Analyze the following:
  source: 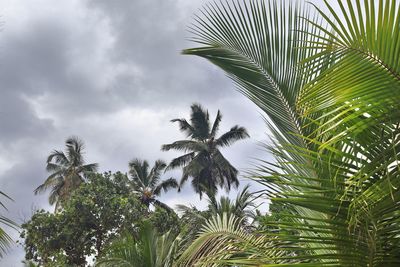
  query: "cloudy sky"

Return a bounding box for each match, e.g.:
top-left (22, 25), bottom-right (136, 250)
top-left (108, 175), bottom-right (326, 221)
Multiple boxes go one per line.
top-left (0, 0), bottom-right (271, 264)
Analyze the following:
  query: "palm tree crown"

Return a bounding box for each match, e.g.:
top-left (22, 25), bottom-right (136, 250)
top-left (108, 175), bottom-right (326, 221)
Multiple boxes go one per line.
top-left (162, 103), bottom-right (249, 197)
top-left (128, 158), bottom-right (178, 210)
top-left (96, 221), bottom-right (180, 267)
top-left (207, 184), bottom-right (255, 223)
top-left (34, 137), bottom-right (98, 210)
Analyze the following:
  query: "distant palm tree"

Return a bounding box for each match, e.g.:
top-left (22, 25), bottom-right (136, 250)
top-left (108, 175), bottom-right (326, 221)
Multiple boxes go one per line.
top-left (96, 221), bottom-right (180, 267)
top-left (128, 159), bottom-right (178, 210)
top-left (34, 137), bottom-right (98, 211)
top-left (207, 184), bottom-right (255, 224)
top-left (162, 104), bottom-right (249, 197)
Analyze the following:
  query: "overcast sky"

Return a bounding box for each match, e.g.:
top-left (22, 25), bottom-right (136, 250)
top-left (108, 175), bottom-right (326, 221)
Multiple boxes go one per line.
top-left (0, 0), bottom-right (272, 265)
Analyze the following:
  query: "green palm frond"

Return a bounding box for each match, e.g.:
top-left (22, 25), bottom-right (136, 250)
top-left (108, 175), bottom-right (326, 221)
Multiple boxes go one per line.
top-left (161, 140), bottom-right (208, 153)
top-left (96, 221), bottom-right (180, 267)
top-left (153, 178), bottom-right (178, 196)
top-left (148, 160), bottom-right (167, 188)
top-left (170, 118), bottom-right (196, 138)
top-left (177, 213), bottom-right (275, 267)
top-left (190, 103), bottom-right (211, 140)
top-left (0, 192), bottom-right (18, 258)
top-left (65, 136), bottom-right (85, 166)
top-left (184, 0), bottom-right (400, 266)
top-left (165, 152), bottom-right (195, 170)
top-left (183, 0), bottom-right (324, 147)
top-left (210, 110), bottom-right (222, 138)
top-left (215, 125), bottom-right (249, 147)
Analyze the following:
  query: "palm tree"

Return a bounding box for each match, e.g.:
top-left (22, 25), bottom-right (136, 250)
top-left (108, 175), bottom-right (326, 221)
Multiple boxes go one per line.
top-left (128, 158), bottom-right (178, 210)
top-left (34, 137), bottom-right (98, 211)
top-left (96, 221), bottom-right (180, 267)
top-left (162, 104), bottom-right (249, 197)
top-left (207, 184), bottom-right (255, 224)
top-left (184, 0), bottom-right (400, 266)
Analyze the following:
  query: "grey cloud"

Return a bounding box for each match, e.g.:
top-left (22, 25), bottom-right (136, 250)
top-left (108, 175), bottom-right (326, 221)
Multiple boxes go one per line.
top-left (0, 0), bottom-right (268, 264)
top-left (86, 0), bottom-right (235, 107)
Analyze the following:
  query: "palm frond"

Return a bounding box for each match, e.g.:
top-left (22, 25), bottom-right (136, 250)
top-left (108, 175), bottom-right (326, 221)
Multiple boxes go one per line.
top-left (165, 152), bottom-right (195, 171)
top-left (190, 103), bottom-right (211, 140)
top-left (170, 118), bottom-right (196, 138)
top-left (177, 213), bottom-right (275, 266)
top-left (148, 160), bottom-right (167, 188)
top-left (184, 0), bottom-right (400, 266)
top-left (153, 178), bottom-right (178, 196)
top-left (161, 140), bottom-right (208, 153)
top-left (210, 110), bottom-right (222, 138)
top-left (215, 125), bottom-right (249, 148)
top-left (183, 0), bottom-right (321, 148)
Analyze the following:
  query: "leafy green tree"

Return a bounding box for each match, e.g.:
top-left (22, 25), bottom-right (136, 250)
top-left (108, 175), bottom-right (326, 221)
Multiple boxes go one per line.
top-left (184, 0), bottom-right (400, 265)
top-left (162, 104), bottom-right (249, 197)
top-left (34, 137), bottom-right (98, 210)
top-left (22, 172), bottom-right (146, 266)
top-left (149, 206), bottom-right (180, 236)
top-left (128, 159), bottom-right (178, 210)
top-left (96, 221), bottom-right (180, 267)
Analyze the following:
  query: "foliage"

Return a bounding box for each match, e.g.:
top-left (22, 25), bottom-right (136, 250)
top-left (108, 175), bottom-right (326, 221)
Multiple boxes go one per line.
top-left (22, 172), bottom-right (146, 266)
top-left (149, 207), bottom-right (180, 236)
top-left (207, 184), bottom-right (255, 225)
top-left (162, 103), bottom-right (249, 197)
top-left (178, 213), bottom-right (275, 267)
top-left (176, 185), bottom-right (256, 255)
top-left (128, 158), bottom-right (178, 210)
top-left (184, 0), bottom-right (400, 266)
top-left (96, 220), bottom-right (180, 267)
top-left (0, 191), bottom-right (18, 258)
top-left (34, 136), bottom-right (98, 210)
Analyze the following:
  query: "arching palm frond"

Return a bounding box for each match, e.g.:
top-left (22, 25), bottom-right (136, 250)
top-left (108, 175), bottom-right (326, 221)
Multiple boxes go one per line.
top-left (0, 192), bottom-right (18, 258)
top-left (177, 213), bottom-right (276, 267)
top-left (65, 136), bottom-right (85, 166)
top-left (190, 103), bottom-right (211, 140)
top-left (161, 140), bottom-right (208, 153)
top-left (215, 126), bottom-right (249, 148)
top-left (153, 178), bottom-right (178, 196)
top-left (148, 160), bottom-right (167, 188)
top-left (210, 110), bottom-right (222, 138)
top-left (185, 0), bottom-right (400, 266)
top-left (170, 119), bottom-right (196, 138)
top-left (165, 152), bottom-right (195, 171)
top-left (96, 221), bottom-right (180, 267)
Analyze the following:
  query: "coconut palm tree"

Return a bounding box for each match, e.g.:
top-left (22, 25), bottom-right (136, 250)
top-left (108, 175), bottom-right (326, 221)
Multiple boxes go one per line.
top-left (184, 0), bottom-right (400, 266)
top-left (162, 104), bottom-right (249, 197)
top-left (34, 137), bottom-right (98, 211)
top-left (128, 158), bottom-right (178, 210)
top-left (96, 221), bottom-right (180, 267)
top-left (207, 184), bottom-right (255, 224)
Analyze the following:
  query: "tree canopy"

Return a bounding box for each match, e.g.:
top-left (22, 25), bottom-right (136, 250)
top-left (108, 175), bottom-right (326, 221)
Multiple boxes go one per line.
top-left (162, 103), bottom-right (249, 197)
